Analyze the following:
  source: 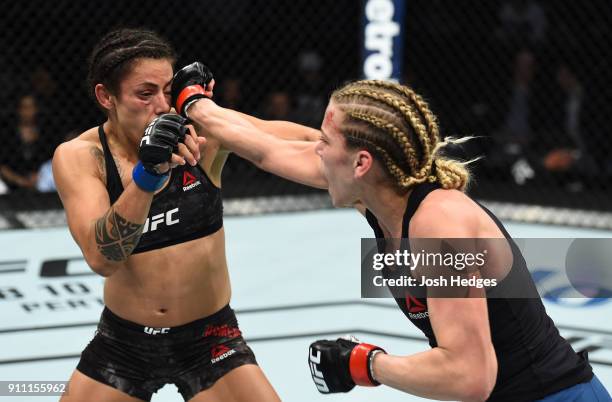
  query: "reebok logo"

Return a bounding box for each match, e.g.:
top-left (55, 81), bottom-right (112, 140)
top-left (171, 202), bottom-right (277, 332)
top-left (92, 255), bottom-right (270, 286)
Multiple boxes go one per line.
top-left (182, 171), bottom-right (201, 192)
top-left (406, 295), bottom-right (429, 319)
top-left (210, 345), bottom-right (236, 364)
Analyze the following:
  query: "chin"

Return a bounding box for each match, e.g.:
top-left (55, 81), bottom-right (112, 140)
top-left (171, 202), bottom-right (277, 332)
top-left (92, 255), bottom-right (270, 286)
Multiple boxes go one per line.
top-left (329, 194), bottom-right (350, 208)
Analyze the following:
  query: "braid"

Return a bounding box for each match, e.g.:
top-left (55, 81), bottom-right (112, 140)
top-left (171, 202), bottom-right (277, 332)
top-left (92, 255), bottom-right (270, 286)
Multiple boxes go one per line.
top-left (346, 110), bottom-right (419, 174)
top-left (331, 80), bottom-right (473, 192)
top-left (335, 87), bottom-right (433, 160)
top-left (87, 28), bottom-right (176, 102)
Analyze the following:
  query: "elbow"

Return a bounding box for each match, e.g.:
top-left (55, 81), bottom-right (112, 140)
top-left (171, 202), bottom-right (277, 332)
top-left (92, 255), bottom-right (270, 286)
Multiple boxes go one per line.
top-left (462, 381), bottom-right (495, 402)
top-left (84, 252), bottom-right (120, 278)
top-left (462, 361), bottom-right (497, 402)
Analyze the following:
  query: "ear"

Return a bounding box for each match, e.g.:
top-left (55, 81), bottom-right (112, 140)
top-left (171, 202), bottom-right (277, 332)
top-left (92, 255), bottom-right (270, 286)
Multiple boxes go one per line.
top-left (353, 150), bottom-right (373, 179)
top-left (94, 84), bottom-right (114, 111)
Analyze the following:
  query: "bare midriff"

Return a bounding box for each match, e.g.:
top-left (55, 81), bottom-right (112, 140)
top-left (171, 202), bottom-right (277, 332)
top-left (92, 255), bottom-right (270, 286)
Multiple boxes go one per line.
top-left (104, 227), bottom-right (231, 327)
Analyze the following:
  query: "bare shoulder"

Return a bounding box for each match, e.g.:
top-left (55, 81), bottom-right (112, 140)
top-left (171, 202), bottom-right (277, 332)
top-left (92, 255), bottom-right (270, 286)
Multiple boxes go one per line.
top-left (410, 189), bottom-right (479, 238)
top-left (53, 128), bottom-right (105, 181)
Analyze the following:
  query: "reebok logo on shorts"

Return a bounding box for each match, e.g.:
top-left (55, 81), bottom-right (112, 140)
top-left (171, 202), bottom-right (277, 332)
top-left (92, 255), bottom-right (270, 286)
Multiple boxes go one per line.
top-left (210, 345), bottom-right (236, 364)
top-left (183, 171), bottom-right (201, 192)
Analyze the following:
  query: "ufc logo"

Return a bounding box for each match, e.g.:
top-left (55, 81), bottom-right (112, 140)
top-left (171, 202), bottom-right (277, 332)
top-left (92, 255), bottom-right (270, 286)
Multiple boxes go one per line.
top-left (309, 347), bottom-right (330, 393)
top-left (144, 326), bottom-right (170, 335)
top-left (143, 208), bottom-right (179, 233)
top-left (140, 135), bottom-right (151, 147)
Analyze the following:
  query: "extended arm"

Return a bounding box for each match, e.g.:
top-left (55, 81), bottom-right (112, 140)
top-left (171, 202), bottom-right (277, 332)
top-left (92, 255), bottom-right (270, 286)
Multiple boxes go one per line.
top-left (189, 99), bottom-right (327, 189)
top-left (172, 61), bottom-right (327, 189)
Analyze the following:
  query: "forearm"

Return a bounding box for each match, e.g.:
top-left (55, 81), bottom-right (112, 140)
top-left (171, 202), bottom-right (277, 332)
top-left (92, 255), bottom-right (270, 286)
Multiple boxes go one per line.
top-left (189, 99), bottom-right (326, 187)
top-left (87, 182), bottom-right (153, 276)
top-left (189, 99), bottom-right (282, 166)
top-left (372, 348), bottom-right (494, 401)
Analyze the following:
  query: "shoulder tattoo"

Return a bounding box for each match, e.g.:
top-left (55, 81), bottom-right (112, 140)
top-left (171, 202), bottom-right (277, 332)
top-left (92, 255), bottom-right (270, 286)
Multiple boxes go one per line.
top-left (90, 147), bottom-right (106, 184)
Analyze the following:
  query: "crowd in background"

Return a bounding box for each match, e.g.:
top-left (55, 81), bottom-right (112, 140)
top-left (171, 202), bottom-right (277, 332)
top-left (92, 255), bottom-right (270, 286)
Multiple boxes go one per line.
top-left (0, 0), bottom-right (610, 207)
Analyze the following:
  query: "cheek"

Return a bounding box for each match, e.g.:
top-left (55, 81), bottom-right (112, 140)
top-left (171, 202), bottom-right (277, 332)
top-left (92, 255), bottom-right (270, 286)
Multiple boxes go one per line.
top-left (116, 98), bottom-right (154, 126)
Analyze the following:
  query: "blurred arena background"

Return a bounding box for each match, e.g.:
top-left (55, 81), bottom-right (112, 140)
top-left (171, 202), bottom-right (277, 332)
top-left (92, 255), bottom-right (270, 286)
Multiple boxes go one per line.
top-left (0, 1), bottom-right (611, 401)
top-left (0, 0), bottom-right (611, 227)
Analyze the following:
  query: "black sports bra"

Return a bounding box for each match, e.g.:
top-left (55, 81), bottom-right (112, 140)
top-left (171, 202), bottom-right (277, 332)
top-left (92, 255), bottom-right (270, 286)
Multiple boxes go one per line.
top-left (98, 125), bottom-right (223, 254)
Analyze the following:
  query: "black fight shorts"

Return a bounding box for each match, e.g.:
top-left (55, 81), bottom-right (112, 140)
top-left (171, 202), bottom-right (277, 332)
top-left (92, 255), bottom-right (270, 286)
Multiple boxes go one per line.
top-left (76, 305), bottom-right (257, 401)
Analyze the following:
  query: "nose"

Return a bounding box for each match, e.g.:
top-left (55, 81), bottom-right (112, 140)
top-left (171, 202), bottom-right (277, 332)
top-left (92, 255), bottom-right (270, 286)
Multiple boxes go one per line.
top-left (153, 91), bottom-right (172, 115)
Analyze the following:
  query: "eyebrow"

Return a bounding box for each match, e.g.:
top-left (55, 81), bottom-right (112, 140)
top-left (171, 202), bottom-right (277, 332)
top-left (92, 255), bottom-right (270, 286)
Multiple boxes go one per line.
top-left (320, 128), bottom-right (330, 141)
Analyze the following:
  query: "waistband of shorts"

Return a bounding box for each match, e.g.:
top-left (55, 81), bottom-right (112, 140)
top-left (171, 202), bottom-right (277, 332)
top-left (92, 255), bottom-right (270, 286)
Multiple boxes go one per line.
top-left (101, 304), bottom-right (234, 334)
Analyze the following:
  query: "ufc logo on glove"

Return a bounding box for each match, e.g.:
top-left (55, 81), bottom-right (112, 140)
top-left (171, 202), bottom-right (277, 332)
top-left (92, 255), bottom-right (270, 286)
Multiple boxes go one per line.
top-left (307, 336), bottom-right (385, 394)
top-left (309, 348), bottom-right (330, 393)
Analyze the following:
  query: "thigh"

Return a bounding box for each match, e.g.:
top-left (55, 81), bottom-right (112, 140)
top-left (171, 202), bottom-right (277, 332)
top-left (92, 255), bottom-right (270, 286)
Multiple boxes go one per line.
top-left (188, 364), bottom-right (280, 402)
top-left (60, 370), bottom-right (146, 402)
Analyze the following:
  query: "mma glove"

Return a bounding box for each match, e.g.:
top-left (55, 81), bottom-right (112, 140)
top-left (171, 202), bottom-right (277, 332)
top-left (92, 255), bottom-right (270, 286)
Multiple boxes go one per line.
top-left (171, 62), bottom-right (214, 117)
top-left (308, 336), bottom-right (386, 394)
top-left (133, 113), bottom-right (188, 192)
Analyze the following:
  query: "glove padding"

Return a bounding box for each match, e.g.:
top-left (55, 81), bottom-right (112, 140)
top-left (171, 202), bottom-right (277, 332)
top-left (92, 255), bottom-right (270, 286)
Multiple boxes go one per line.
top-left (308, 336), bottom-right (385, 394)
top-left (172, 61), bottom-right (214, 116)
top-left (139, 114), bottom-right (188, 174)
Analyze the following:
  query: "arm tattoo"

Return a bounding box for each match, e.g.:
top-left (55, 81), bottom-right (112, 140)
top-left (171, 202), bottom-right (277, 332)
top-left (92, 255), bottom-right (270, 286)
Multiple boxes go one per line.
top-left (94, 207), bottom-right (144, 261)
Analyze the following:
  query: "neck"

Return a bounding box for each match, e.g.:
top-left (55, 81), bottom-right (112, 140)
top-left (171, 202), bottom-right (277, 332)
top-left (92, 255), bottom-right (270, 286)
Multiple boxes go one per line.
top-left (103, 120), bottom-right (140, 160)
top-left (361, 185), bottom-right (411, 238)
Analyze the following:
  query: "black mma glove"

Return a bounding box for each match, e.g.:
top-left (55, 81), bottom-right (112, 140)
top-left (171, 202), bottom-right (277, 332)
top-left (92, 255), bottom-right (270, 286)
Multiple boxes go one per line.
top-left (171, 62), bottom-right (214, 117)
top-left (308, 336), bottom-right (386, 394)
top-left (139, 113), bottom-right (189, 174)
top-left (133, 114), bottom-right (188, 192)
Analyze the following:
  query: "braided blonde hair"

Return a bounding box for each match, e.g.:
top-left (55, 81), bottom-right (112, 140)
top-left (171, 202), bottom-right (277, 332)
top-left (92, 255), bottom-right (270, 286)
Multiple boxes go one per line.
top-left (331, 80), bottom-right (472, 192)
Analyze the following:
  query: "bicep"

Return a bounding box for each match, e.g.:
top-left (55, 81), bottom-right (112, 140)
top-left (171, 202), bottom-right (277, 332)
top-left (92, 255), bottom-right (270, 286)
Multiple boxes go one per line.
top-left (236, 111), bottom-right (321, 141)
top-left (53, 146), bottom-right (111, 252)
top-left (427, 297), bottom-right (497, 396)
top-left (260, 140), bottom-right (327, 189)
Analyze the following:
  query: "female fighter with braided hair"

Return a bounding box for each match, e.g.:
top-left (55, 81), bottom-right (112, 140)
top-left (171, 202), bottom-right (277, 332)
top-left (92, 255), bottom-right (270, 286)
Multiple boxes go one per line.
top-left (173, 66), bottom-right (609, 401)
top-left (52, 31), bottom-right (283, 401)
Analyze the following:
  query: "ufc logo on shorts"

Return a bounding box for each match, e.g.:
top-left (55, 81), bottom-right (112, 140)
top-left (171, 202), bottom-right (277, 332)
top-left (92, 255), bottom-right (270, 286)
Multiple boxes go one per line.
top-left (309, 347), bottom-right (330, 393)
top-left (143, 208), bottom-right (179, 233)
top-left (144, 327), bottom-right (170, 335)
